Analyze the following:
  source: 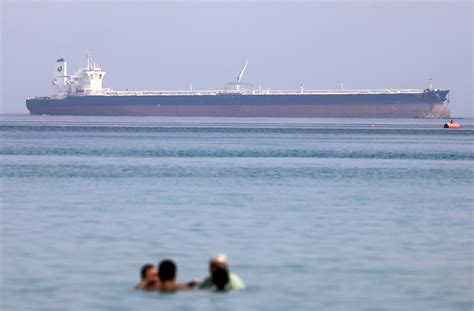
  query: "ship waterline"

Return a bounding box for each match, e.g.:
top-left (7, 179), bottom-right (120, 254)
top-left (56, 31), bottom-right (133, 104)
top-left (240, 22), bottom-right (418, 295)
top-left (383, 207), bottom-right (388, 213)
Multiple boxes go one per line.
top-left (25, 55), bottom-right (451, 118)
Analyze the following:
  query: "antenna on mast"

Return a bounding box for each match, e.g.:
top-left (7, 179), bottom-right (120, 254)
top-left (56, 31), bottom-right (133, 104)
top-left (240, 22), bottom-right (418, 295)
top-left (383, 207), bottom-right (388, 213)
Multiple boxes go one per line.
top-left (86, 51), bottom-right (91, 69)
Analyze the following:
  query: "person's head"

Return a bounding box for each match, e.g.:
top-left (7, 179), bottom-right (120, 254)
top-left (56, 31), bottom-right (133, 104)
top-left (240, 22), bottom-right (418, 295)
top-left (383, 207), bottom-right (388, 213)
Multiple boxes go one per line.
top-left (140, 264), bottom-right (159, 283)
top-left (212, 267), bottom-right (230, 291)
top-left (209, 254), bottom-right (229, 273)
top-left (158, 259), bottom-right (176, 282)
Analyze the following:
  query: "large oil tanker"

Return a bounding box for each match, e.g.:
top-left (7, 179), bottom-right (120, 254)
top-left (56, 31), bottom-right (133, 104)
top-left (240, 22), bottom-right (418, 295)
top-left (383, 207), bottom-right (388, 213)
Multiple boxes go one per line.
top-left (26, 55), bottom-right (450, 118)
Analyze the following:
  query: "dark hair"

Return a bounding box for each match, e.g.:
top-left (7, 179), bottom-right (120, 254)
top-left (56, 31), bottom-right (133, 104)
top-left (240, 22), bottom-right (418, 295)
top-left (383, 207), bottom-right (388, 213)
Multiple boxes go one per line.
top-left (158, 259), bottom-right (176, 281)
top-left (140, 264), bottom-right (154, 280)
top-left (212, 267), bottom-right (229, 291)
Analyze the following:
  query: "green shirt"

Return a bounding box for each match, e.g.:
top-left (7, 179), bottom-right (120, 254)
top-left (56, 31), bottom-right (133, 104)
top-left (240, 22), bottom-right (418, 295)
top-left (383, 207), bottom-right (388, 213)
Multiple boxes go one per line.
top-left (200, 272), bottom-right (245, 290)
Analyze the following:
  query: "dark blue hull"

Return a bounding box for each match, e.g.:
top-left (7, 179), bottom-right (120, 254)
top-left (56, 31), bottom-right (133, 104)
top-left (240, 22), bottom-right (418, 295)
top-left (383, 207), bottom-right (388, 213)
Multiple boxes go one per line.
top-left (26, 90), bottom-right (450, 118)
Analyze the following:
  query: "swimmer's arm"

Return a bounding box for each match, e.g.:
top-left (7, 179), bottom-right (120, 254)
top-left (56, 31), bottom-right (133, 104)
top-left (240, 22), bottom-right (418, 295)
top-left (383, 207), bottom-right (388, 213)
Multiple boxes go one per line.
top-left (176, 280), bottom-right (201, 291)
top-left (199, 277), bottom-right (213, 289)
top-left (188, 279), bottom-right (202, 287)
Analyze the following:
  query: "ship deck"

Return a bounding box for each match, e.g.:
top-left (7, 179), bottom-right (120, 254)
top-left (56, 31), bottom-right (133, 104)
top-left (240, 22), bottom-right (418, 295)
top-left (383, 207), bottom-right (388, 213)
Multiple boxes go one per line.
top-left (31, 88), bottom-right (431, 99)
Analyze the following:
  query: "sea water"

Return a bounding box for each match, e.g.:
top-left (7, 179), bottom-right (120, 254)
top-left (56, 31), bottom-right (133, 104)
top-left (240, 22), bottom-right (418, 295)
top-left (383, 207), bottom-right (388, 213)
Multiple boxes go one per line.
top-left (1, 116), bottom-right (473, 310)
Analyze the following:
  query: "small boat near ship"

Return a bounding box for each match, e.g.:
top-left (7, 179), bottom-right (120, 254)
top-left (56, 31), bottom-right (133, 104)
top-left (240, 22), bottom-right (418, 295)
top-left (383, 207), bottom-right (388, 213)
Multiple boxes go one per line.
top-left (444, 120), bottom-right (461, 128)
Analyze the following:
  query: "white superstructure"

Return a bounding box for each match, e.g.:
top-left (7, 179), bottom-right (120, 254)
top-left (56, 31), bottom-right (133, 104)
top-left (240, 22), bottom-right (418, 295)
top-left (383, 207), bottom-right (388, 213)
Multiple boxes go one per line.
top-left (51, 54), bottom-right (107, 99)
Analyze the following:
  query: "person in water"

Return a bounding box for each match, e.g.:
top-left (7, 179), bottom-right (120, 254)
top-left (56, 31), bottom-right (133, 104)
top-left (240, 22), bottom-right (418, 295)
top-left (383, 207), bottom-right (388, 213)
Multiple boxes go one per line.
top-left (200, 254), bottom-right (245, 291)
top-left (158, 259), bottom-right (199, 292)
top-left (135, 264), bottom-right (160, 290)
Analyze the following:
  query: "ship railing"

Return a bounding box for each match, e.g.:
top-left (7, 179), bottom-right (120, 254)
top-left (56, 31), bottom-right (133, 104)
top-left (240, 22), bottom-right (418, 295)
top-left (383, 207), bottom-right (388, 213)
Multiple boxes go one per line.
top-left (255, 89), bottom-right (424, 95)
top-left (94, 88), bottom-right (425, 97)
top-left (102, 90), bottom-right (220, 96)
top-left (27, 96), bottom-right (51, 100)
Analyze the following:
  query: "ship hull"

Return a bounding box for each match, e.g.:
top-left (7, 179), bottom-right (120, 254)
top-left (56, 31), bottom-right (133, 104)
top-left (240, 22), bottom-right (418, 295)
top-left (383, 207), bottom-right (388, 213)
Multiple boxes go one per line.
top-left (26, 91), bottom-right (450, 118)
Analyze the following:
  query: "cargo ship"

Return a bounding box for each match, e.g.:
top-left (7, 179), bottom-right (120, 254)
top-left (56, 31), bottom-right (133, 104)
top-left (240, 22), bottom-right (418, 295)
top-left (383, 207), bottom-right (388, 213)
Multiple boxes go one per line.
top-left (26, 55), bottom-right (451, 118)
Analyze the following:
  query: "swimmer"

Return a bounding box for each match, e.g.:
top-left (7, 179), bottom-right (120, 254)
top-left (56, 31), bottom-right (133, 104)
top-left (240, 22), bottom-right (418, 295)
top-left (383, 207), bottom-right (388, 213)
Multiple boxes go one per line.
top-left (200, 254), bottom-right (245, 291)
top-left (158, 259), bottom-right (199, 293)
top-left (135, 263), bottom-right (160, 290)
top-left (212, 266), bottom-right (230, 291)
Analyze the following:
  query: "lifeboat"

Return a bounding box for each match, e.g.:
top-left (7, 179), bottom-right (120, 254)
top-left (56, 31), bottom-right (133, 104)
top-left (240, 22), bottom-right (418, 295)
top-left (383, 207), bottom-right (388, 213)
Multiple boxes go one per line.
top-left (444, 121), bottom-right (461, 128)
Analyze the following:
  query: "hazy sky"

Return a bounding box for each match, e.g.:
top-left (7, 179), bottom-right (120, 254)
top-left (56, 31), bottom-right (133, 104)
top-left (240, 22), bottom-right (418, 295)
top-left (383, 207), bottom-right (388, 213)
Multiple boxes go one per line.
top-left (1, 0), bottom-right (472, 117)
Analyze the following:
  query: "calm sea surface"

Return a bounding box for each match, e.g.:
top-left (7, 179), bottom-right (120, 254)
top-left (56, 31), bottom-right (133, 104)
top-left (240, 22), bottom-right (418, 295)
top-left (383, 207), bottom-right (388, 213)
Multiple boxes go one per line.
top-left (1, 116), bottom-right (473, 310)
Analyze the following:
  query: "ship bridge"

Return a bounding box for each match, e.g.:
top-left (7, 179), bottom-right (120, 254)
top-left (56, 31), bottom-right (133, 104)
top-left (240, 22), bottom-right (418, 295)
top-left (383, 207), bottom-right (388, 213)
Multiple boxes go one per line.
top-left (51, 53), bottom-right (107, 99)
